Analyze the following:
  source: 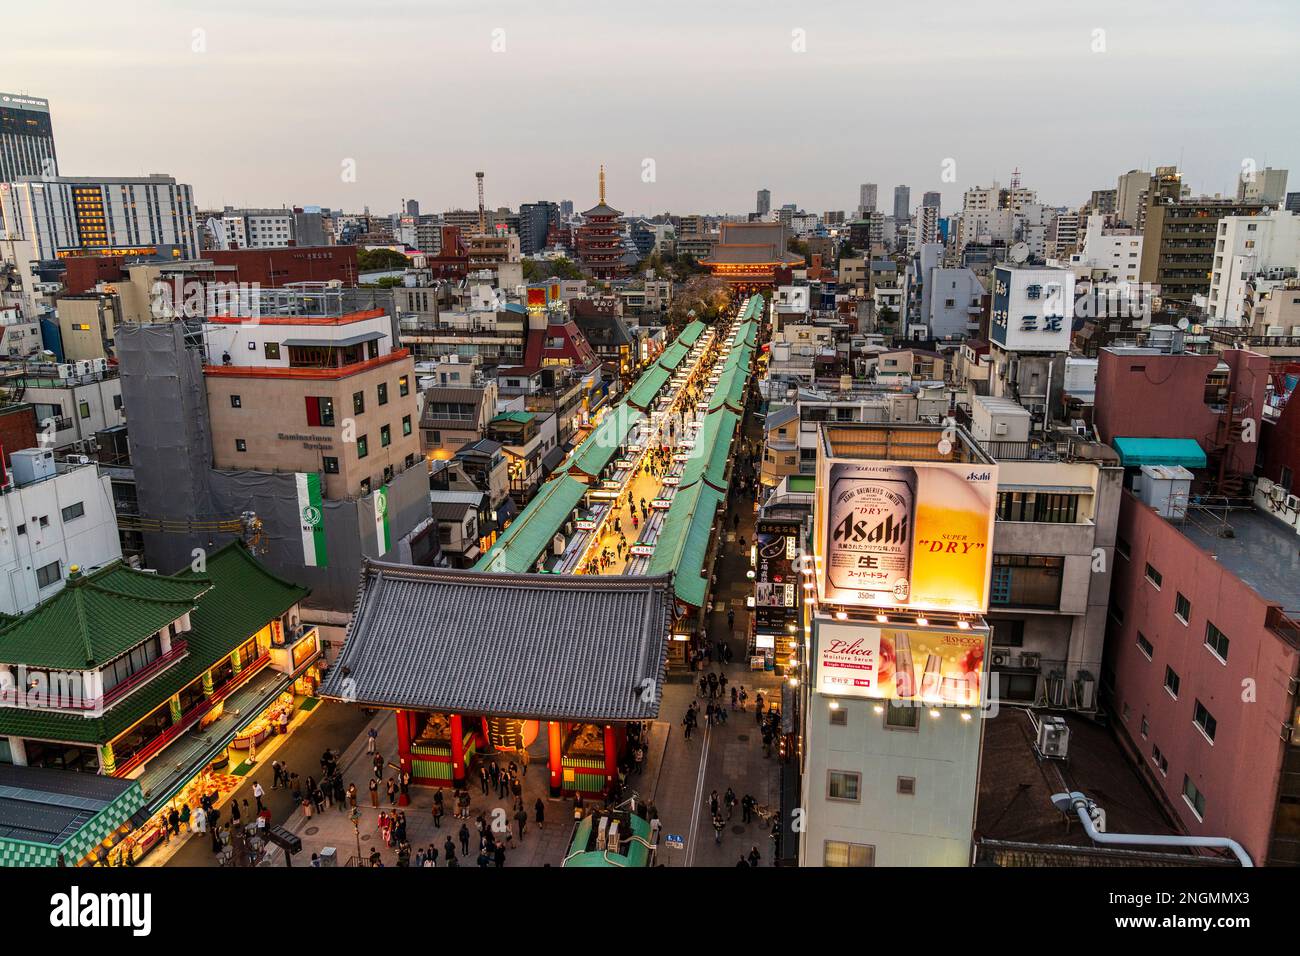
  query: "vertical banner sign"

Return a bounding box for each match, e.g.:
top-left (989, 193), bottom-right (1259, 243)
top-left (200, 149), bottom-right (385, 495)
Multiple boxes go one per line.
top-left (296, 472), bottom-right (328, 568)
top-left (374, 483), bottom-right (392, 557)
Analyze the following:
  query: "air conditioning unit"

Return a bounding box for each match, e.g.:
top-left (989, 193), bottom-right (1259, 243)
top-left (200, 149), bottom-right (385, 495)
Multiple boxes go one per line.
top-left (1021, 652), bottom-right (1041, 669)
top-left (991, 649), bottom-right (1011, 668)
top-left (56, 363), bottom-right (74, 380)
top-left (92, 358), bottom-right (108, 372)
top-left (1037, 715), bottom-right (1070, 759)
top-left (1271, 485), bottom-right (1286, 503)
top-left (1287, 495), bottom-right (1300, 512)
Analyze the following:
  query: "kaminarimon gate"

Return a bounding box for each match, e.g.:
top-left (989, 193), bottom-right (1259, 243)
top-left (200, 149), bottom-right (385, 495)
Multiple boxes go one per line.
top-left (320, 562), bottom-right (674, 799)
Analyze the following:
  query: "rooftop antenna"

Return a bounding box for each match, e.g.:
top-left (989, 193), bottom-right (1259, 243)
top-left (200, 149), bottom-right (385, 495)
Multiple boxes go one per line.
top-left (599, 164), bottom-right (606, 204)
top-left (1009, 166), bottom-right (1021, 191)
top-left (475, 171), bottom-right (486, 235)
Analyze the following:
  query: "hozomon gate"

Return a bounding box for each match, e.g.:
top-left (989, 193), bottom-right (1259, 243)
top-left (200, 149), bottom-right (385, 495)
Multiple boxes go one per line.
top-left (321, 562), bottom-right (674, 797)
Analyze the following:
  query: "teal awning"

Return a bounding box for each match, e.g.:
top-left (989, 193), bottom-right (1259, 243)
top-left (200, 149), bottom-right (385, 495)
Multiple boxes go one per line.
top-left (1113, 437), bottom-right (1207, 468)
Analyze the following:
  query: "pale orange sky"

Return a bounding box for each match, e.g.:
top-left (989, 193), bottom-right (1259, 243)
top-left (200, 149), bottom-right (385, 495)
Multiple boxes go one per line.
top-left (6, 0), bottom-right (1298, 215)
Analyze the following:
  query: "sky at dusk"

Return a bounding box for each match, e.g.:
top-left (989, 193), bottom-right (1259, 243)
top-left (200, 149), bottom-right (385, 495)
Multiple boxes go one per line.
top-left (7, 0), bottom-right (1299, 216)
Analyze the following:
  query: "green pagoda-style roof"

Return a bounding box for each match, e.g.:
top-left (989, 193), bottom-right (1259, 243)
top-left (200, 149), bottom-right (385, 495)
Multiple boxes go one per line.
top-left (0, 565), bottom-right (213, 670)
top-left (0, 542), bottom-right (308, 746)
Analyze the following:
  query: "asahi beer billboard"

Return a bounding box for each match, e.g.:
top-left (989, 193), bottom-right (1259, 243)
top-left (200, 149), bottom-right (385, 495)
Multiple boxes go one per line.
top-left (815, 454), bottom-right (997, 614)
top-left (814, 619), bottom-right (989, 707)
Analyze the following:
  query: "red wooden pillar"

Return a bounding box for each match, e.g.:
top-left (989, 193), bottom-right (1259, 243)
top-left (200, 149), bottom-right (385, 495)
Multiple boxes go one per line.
top-left (450, 713), bottom-right (466, 785)
top-left (603, 724), bottom-right (617, 792)
top-left (395, 709), bottom-right (412, 805)
top-left (547, 720), bottom-right (563, 797)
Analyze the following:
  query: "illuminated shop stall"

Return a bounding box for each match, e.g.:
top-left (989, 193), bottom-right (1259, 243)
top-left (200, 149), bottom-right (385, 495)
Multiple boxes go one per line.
top-left (321, 563), bottom-right (673, 798)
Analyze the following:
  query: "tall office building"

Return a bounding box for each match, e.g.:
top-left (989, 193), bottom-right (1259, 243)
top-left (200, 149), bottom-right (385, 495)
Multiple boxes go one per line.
top-left (518, 200), bottom-right (559, 255)
top-left (757, 188), bottom-right (771, 217)
top-left (1287, 192), bottom-right (1300, 214)
top-left (0, 92), bottom-right (58, 183)
top-left (1114, 168), bottom-right (1151, 226)
top-left (858, 183), bottom-right (877, 217)
top-left (0, 175), bottom-right (200, 260)
top-left (922, 191), bottom-right (941, 210)
top-left (894, 185), bottom-right (912, 222)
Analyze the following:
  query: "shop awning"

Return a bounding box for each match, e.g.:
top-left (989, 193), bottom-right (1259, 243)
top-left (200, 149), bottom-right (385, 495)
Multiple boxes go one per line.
top-left (647, 481), bottom-right (724, 608)
top-left (679, 409), bottom-right (737, 491)
top-left (626, 365), bottom-right (670, 410)
top-left (1112, 437), bottom-right (1207, 468)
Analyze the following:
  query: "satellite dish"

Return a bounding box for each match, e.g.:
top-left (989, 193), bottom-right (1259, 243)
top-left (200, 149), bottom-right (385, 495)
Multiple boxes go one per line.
top-left (1009, 242), bottom-right (1030, 264)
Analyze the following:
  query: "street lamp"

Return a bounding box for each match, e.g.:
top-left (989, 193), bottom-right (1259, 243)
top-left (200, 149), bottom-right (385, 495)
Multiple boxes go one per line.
top-left (349, 806), bottom-right (362, 864)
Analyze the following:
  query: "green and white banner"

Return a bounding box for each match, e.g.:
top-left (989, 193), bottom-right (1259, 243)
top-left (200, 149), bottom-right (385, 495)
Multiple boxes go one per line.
top-left (296, 472), bottom-right (328, 567)
top-left (374, 483), bottom-right (392, 557)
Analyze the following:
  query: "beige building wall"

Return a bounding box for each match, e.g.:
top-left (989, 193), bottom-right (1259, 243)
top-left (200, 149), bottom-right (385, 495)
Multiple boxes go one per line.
top-left (206, 355), bottom-right (421, 499)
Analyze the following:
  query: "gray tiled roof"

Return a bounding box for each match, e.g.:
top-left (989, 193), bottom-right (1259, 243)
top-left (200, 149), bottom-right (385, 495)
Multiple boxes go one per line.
top-left (321, 563), bottom-right (675, 721)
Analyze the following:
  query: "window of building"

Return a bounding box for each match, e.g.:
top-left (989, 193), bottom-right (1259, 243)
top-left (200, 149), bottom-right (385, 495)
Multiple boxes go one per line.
top-left (827, 771), bottom-right (861, 802)
top-left (60, 501), bottom-right (85, 522)
top-left (235, 439), bottom-right (247, 452)
top-left (990, 555), bottom-right (1064, 608)
top-left (1152, 744), bottom-right (1168, 776)
top-left (1182, 775), bottom-right (1206, 820)
top-left (377, 383), bottom-right (389, 406)
top-left (1115, 535), bottom-right (1131, 560)
top-left (353, 391), bottom-right (365, 415)
top-left (264, 341), bottom-right (281, 360)
top-left (829, 707), bottom-right (847, 726)
top-left (897, 776), bottom-right (916, 795)
top-left (1205, 622), bottom-right (1229, 661)
top-left (78, 400), bottom-right (91, 419)
top-left (996, 491), bottom-right (1079, 523)
top-left (322, 457), bottom-right (339, 474)
top-left (357, 435), bottom-right (369, 459)
top-left (36, 560), bottom-right (61, 589)
top-left (16, 524), bottom-right (25, 536)
top-left (101, 634), bottom-right (163, 694)
top-left (1164, 665), bottom-right (1180, 699)
top-left (989, 619), bottom-right (1024, 647)
top-left (1136, 632), bottom-right (1153, 659)
top-left (380, 425), bottom-right (391, 448)
top-left (1193, 700), bottom-right (1217, 742)
top-left (824, 841), bottom-right (875, 867)
top-left (230, 394), bottom-right (242, 409)
top-left (113, 394), bottom-right (123, 411)
top-left (1140, 715), bottom-right (1149, 738)
top-left (1144, 563), bottom-right (1162, 589)
top-left (402, 414), bottom-right (412, 437)
top-left (39, 516), bottom-right (48, 528)
top-left (884, 700), bottom-right (919, 730)
top-left (398, 375), bottom-right (410, 397)
top-left (1175, 592), bottom-right (1191, 624)
top-left (306, 396), bottom-right (336, 427)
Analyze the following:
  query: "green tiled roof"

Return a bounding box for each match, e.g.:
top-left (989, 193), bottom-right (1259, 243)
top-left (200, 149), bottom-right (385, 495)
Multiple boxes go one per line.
top-left (657, 341), bottom-right (689, 371)
top-left (626, 364), bottom-right (670, 410)
top-left (0, 543), bottom-right (308, 746)
top-left (491, 411), bottom-right (536, 425)
top-left (677, 320), bottom-right (707, 347)
top-left (567, 404), bottom-right (643, 478)
top-left (0, 566), bottom-right (212, 670)
top-left (477, 475), bottom-right (588, 573)
top-left (679, 409), bottom-right (737, 492)
top-left (647, 481), bottom-right (723, 607)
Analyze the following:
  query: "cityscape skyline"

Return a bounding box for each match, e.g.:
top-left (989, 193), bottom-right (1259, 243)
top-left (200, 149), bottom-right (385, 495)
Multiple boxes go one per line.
top-left (7, 0), bottom-right (1299, 214)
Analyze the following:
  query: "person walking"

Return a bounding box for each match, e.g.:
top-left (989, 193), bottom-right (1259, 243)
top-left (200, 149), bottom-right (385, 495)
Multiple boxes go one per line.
top-left (748, 845), bottom-right (761, 867)
top-left (458, 822), bottom-right (471, 857)
top-left (372, 752), bottom-right (384, 779)
top-left (368, 777), bottom-right (379, 808)
top-left (514, 806), bottom-right (527, 842)
top-left (253, 780), bottom-right (265, 814)
top-left (713, 812), bottom-right (725, 845)
top-left (432, 788), bottom-right (444, 828)
top-left (366, 726), bottom-right (378, 754)
top-left (534, 798), bottom-right (545, 830)
top-left (479, 765), bottom-right (489, 795)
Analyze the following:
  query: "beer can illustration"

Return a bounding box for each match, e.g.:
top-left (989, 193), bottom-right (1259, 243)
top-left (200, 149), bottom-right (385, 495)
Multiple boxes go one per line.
top-left (825, 462), bottom-right (916, 604)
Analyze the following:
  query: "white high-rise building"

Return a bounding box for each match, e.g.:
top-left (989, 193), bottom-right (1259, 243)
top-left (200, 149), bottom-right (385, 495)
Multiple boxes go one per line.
top-left (0, 93), bottom-right (58, 183)
top-left (1237, 166), bottom-right (1288, 206)
top-left (1068, 213), bottom-right (1143, 282)
top-left (1207, 207), bottom-right (1300, 323)
top-left (1114, 169), bottom-right (1151, 227)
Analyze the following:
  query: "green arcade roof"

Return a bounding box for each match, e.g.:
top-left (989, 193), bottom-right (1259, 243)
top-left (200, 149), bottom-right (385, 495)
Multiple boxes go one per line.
top-left (677, 320), bottom-right (707, 347)
top-left (1112, 437), bottom-right (1207, 468)
top-left (477, 475), bottom-right (588, 573)
top-left (627, 364), bottom-right (671, 409)
top-left (0, 542), bottom-right (307, 746)
top-left (648, 481), bottom-right (724, 607)
top-left (679, 409), bottom-right (738, 492)
top-left (657, 340), bottom-right (689, 372)
top-left (567, 404), bottom-right (643, 477)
